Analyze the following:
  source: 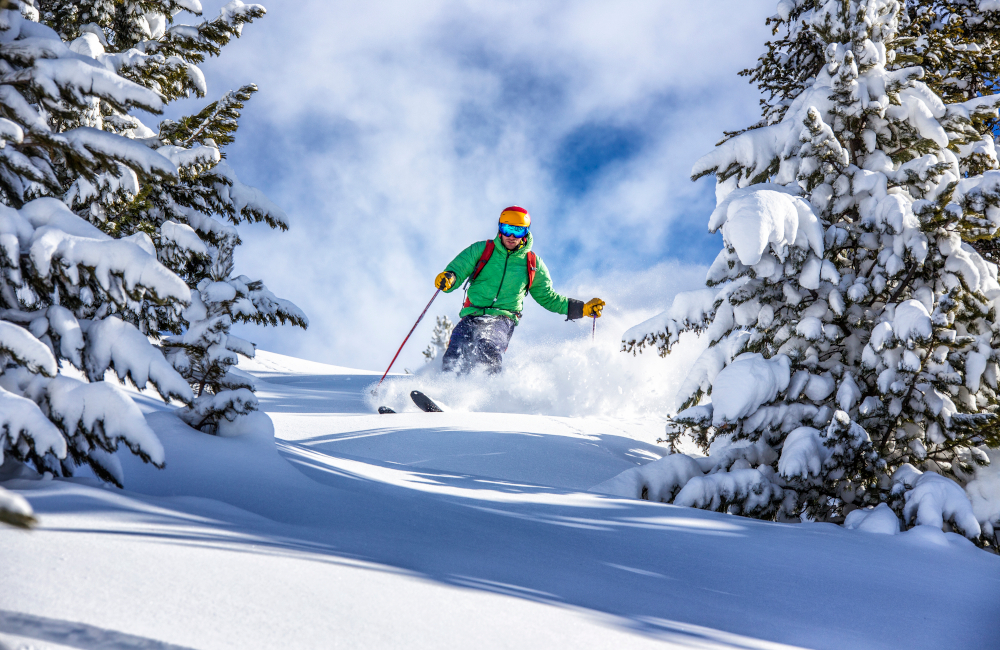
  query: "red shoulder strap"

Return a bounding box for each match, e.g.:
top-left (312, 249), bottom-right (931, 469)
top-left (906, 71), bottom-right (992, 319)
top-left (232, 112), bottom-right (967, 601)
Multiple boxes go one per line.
top-left (526, 252), bottom-right (537, 291)
top-left (463, 240), bottom-right (496, 309)
top-left (470, 240), bottom-right (495, 282)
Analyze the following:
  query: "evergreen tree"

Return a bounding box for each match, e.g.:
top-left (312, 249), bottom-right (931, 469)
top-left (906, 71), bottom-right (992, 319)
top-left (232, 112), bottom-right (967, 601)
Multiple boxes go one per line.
top-left (127, 82), bottom-right (307, 434)
top-left (0, 0), bottom-right (194, 485)
top-left (621, 0), bottom-right (1000, 547)
top-left (41, 1), bottom-right (307, 434)
top-left (423, 315), bottom-right (454, 363)
top-left (742, 2), bottom-right (1000, 155)
top-left (0, 0), bottom-right (304, 485)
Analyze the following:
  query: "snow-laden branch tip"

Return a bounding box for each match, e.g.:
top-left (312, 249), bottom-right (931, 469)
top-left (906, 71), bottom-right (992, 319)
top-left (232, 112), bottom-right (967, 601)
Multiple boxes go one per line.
top-left (0, 485), bottom-right (36, 528)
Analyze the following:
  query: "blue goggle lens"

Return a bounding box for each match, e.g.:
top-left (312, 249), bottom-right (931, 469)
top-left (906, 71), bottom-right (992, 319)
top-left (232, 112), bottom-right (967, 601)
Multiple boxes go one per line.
top-left (499, 223), bottom-right (528, 238)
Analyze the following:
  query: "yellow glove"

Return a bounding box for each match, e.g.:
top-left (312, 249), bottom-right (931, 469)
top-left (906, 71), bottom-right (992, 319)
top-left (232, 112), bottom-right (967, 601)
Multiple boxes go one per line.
top-left (583, 298), bottom-right (605, 318)
top-left (435, 271), bottom-right (456, 291)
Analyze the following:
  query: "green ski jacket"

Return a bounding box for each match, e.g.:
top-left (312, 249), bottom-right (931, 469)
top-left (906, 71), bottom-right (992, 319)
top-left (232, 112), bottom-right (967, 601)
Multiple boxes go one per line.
top-left (443, 234), bottom-right (582, 323)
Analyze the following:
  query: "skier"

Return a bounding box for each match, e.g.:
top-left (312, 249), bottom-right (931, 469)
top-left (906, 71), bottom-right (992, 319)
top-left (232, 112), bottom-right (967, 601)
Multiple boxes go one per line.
top-left (434, 206), bottom-right (605, 374)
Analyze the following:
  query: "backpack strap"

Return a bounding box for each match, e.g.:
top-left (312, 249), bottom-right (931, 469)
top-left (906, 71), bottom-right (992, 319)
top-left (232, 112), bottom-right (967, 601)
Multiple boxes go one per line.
top-left (470, 239), bottom-right (495, 282)
top-left (526, 251), bottom-right (537, 292)
top-left (463, 240), bottom-right (496, 308)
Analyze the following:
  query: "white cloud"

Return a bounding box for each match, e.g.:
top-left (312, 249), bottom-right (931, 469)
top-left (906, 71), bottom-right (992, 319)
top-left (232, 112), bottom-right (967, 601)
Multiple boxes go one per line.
top-left (166, 0), bottom-right (774, 370)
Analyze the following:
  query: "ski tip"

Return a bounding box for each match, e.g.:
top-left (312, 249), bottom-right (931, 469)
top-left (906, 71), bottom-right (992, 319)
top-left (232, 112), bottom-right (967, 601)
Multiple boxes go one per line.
top-left (410, 390), bottom-right (443, 413)
top-left (378, 406), bottom-right (396, 414)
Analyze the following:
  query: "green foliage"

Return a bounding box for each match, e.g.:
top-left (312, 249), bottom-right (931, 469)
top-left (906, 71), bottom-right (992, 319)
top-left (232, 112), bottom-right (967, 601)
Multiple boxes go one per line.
top-left (743, 1), bottom-right (1000, 131)
top-left (28, 0), bottom-right (307, 433)
top-left (161, 84), bottom-right (258, 149)
top-left (39, 0), bottom-right (265, 100)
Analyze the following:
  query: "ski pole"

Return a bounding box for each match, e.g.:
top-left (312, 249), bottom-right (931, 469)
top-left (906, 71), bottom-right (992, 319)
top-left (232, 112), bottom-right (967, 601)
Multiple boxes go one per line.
top-left (377, 288), bottom-right (441, 388)
top-left (592, 314), bottom-right (596, 341)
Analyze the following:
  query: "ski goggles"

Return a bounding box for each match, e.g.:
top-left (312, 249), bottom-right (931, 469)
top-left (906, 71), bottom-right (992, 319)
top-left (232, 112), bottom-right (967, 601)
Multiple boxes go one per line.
top-left (498, 223), bottom-right (529, 238)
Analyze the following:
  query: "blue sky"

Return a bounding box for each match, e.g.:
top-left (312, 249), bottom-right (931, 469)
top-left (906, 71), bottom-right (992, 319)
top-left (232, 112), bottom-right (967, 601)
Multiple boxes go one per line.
top-left (156, 0), bottom-right (774, 370)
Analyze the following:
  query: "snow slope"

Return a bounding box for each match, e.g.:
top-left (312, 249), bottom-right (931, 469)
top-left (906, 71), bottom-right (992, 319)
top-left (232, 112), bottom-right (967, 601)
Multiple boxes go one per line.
top-left (3, 350), bottom-right (1000, 649)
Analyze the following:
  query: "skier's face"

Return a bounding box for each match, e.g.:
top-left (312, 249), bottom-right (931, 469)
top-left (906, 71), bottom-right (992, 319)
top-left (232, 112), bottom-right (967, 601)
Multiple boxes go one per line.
top-left (500, 233), bottom-right (524, 250)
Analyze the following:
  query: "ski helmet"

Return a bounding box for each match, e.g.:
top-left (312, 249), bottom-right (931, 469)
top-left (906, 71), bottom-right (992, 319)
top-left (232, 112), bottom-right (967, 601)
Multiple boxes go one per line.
top-left (499, 206), bottom-right (530, 228)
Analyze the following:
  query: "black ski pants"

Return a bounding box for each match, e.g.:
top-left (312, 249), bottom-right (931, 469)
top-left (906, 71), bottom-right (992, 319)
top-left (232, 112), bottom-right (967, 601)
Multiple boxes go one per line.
top-left (441, 315), bottom-right (516, 375)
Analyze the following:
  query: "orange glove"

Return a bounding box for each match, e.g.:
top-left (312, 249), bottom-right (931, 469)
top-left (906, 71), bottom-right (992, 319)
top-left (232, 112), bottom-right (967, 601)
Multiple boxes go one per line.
top-left (583, 298), bottom-right (605, 318)
top-left (435, 271), bottom-right (456, 291)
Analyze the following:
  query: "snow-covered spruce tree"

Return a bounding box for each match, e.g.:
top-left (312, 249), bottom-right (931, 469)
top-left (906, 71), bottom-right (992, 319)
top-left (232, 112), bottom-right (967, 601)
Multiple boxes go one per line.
top-left (0, 0), bottom-right (195, 485)
top-left (743, 1), bottom-right (1000, 130)
top-left (618, 0), bottom-right (1000, 546)
top-left (36, 2), bottom-right (308, 434)
top-left (162, 234), bottom-right (307, 434)
top-left (896, 1), bottom-right (1000, 261)
top-left (895, 1), bottom-right (1000, 115)
top-left (423, 315), bottom-right (454, 363)
top-left (115, 80), bottom-right (307, 435)
top-left (151, 88), bottom-right (307, 435)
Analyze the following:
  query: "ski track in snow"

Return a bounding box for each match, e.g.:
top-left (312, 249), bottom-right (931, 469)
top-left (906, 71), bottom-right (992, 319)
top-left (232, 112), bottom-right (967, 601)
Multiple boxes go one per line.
top-left (2, 350), bottom-right (1000, 650)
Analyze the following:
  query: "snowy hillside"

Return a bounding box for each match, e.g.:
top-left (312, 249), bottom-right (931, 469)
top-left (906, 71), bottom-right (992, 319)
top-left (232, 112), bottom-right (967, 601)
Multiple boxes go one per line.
top-left (3, 350), bottom-right (998, 650)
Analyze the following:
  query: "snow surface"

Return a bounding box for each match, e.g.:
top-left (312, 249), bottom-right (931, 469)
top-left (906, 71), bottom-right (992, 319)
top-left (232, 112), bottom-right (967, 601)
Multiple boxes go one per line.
top-left (2, 349), bottom-right (999, 649)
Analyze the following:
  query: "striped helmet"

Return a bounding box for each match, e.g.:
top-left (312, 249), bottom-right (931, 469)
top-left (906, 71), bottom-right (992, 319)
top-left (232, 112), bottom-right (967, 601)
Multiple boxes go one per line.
top-left (499, 205), bottom-right (530, 228)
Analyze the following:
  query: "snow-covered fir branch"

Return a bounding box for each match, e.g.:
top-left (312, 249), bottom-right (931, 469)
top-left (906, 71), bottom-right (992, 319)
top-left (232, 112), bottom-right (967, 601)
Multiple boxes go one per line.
top-left (0, 0), bottom-right (304, 486)
top-left (618, 0), bottom-right (1000, 550)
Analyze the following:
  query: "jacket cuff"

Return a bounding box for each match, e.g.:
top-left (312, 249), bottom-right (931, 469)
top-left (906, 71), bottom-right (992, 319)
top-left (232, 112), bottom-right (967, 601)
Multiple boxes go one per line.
top-left (566, 299), bottom-right (584, 321)
top-left (442, 271), bottom-right (457, 292)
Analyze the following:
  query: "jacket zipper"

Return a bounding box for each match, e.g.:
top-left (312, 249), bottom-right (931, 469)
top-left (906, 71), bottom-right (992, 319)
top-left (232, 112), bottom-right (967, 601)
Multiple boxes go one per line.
top-left (490, 249), bottom-right (512, 307)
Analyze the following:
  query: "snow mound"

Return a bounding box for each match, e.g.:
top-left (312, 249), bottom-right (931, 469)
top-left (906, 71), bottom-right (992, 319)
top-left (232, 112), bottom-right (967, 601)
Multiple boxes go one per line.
top-left (0, 386), bottom-right (67, 463)
top-left (674, 468), bottom-right (784, 515)
top-left (0, 484), bottom-right (35, 527)
top-left (844, 504), bottom-right (900, 535)
top-left (778, 426), bottom-right (828, 479)
top-left (0, 320), bottom-right (57, 376)
top-left (589, 454), bottom-right (705, 502)
top-left (85, 316), bottom-right (193, 403)
top-left (893, 464), bottom-right (981, 539)
top-left (892, 300), bottom-right (932, 343)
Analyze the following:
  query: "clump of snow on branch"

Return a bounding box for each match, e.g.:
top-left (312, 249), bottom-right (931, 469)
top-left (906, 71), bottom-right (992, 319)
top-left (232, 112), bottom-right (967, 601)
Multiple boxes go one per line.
top-left (0, 484), bottom-right (36, 528)
top-left (844, 503), bottom-right (900, 534)
top-left (591, 454), bottom-right (706, 502)
top-left (617, 0), bottom-right (1000, 547)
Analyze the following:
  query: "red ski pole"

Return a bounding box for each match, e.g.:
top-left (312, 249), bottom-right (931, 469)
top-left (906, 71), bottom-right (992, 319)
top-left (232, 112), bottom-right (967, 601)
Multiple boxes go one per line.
top-left (377, 288), bottom-right (441, 388)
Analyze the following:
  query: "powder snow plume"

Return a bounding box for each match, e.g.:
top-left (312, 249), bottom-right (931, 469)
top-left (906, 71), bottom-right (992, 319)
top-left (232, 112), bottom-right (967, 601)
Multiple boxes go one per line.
top-left (367, 314), bottom-right (706, 420)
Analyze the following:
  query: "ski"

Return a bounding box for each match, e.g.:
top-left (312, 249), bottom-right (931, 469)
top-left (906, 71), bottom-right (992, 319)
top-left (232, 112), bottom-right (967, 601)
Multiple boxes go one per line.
top-left (410, 390), bottom-right (443, 413)
top-left (377, 406), bottom-right (396, 414)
